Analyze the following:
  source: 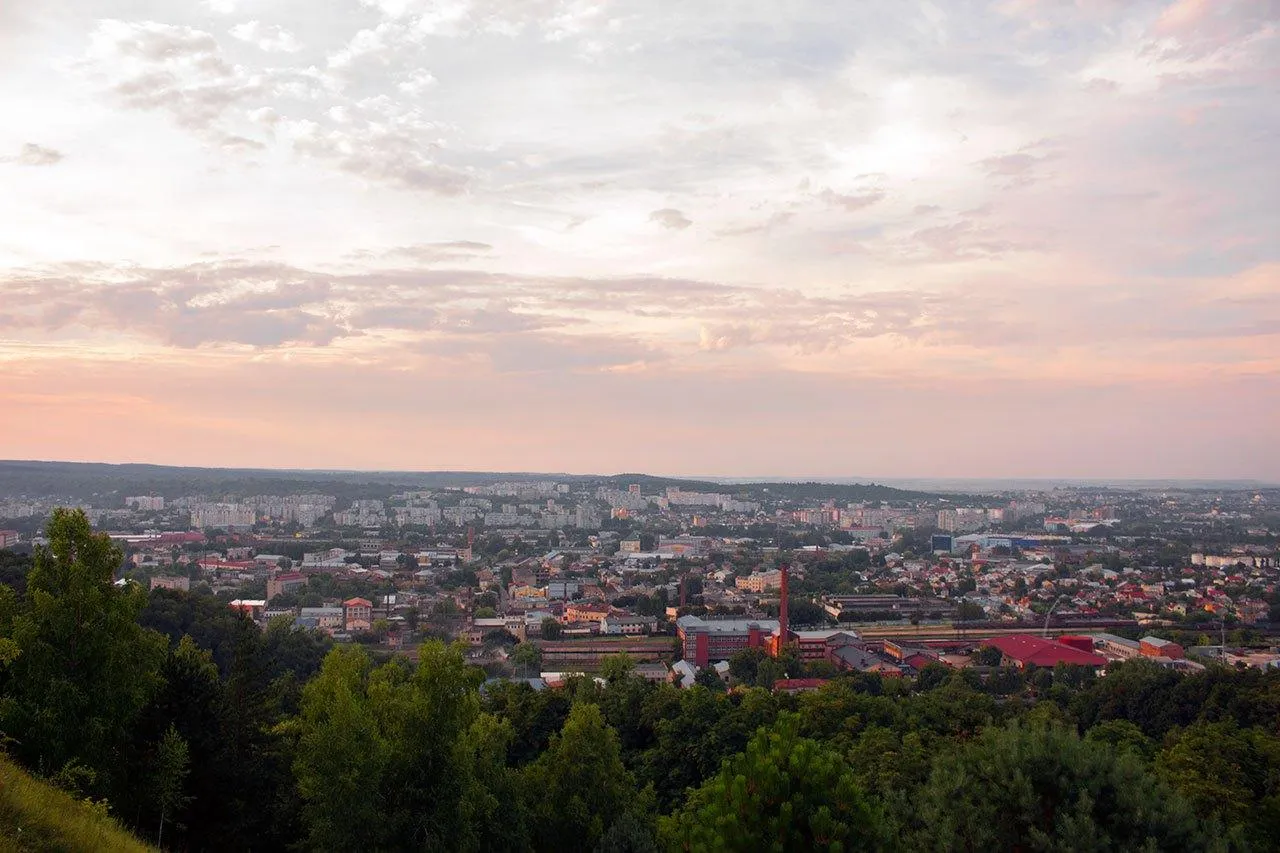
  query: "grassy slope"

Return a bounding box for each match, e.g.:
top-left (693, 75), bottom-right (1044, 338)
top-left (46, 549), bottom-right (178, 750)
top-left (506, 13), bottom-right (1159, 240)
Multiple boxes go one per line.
top-left (0, 757), bottom-right (154, 853)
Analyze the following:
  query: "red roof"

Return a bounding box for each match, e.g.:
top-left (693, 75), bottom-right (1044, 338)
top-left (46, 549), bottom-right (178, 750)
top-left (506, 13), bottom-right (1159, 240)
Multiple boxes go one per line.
top-left (343, 597), bottom-right (372, 607)
top-left (771, 678), bottom-right (829, 692)
top-left (983, 634), bottom-right (1106, 667)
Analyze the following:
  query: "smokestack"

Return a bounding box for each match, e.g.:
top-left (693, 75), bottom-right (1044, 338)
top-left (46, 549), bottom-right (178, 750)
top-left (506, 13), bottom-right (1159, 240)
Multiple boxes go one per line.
top-left (778, 562), bottom-right (789, 642)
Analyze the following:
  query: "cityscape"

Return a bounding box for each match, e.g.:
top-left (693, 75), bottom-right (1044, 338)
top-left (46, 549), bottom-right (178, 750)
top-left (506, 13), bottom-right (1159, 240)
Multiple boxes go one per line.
top-left (3, 0), bottom-right (1279, 849)
top-left (3, 463), bottom-right (1279, 674)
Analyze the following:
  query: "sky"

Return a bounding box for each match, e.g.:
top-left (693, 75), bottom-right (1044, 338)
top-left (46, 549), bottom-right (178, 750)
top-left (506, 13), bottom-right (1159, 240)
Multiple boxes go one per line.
top-left (1, 0), bottom-right (1278, 480)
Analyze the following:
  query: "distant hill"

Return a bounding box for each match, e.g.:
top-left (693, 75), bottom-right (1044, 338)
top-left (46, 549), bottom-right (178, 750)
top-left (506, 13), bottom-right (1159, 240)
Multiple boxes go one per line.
top-left (0, 461), bottom-right (959, 503)
top-left (0, 756), bottom-right (154, 852)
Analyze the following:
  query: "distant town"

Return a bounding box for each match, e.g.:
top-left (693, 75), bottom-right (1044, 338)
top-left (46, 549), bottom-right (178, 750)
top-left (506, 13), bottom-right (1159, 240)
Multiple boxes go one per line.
top-left (3, 461), bottom-right (1277, 681)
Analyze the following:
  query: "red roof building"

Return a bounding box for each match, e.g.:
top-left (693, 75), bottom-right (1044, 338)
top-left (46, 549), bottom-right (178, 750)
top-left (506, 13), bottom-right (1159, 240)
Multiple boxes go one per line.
top-left (982, 634), bottom-right (1106, 669)
top-left (771, 678), bottom-right (829, 694)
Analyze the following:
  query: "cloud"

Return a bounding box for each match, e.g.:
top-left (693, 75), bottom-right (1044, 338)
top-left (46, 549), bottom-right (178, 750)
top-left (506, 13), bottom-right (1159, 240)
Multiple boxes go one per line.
top-left (87, 20), bottom-right (265, 132)
top-left (717, 212), bottom-right (793, 237)
top-left (649, 208), bottom-right (692, 230)
top-left (12, 143), bottom-right (64, 166)
top-left (228, 21), bottom-right (302, 53)
top-left (285, 118), bottom-right (470, 195)
top-left (397, 69), bottom-right (437, 95)
top-left (817, 188), bottom-right (886, 212)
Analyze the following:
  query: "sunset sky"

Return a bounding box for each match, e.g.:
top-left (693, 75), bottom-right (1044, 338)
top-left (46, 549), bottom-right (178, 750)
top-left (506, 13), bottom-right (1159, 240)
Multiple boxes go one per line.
top-left (2, 0), bottom-right (1277, 479)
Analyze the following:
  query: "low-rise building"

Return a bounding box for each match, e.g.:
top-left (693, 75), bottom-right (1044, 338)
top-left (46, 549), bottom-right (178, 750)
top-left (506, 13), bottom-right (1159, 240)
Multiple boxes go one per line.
top-left (599, 615), bottom-right (657, 636)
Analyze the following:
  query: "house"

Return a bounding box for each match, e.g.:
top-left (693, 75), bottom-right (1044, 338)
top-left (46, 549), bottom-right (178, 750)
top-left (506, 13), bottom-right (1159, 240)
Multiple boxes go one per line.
top-left (830, 645), bottom-right (903, 675)
top-left (671, 659), bottom-right (698, 688)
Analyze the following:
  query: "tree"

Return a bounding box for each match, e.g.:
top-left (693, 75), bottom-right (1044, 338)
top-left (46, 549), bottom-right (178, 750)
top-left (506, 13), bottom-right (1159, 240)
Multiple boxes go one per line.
top-left (1156, 720), bottom-right (1280, 848)
top-left (659, 712), bottom-right (885, 851)
top-left (0, 508), bottom-right (166, 801)
top-left (972, 645), bottom-right (1004, 666)
top-left (525, 703), bottom-right (640, 852)
top-left (728, 647), bottom-right (767, 686)
top-left (512, 642), bottom-right (543, 677)
top-left (153, 724), bottom-right (191, 848)
top-left (600, 652), bottom-right (636, 683)
top-left (914, 722), bottom-right (1210, 851)
top-left (291, 642), bottom-right (483, 851)
top-left (541, 617), bottom-right (564, 640)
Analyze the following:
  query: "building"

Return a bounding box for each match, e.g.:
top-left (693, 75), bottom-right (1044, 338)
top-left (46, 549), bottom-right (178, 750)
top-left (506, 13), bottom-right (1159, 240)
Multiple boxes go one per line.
top-left (150, 575), bottom-right (190, 592)
top-left (228, 599), bottom-right (266, 620)
top-left (735, 569), bottom-right (783, 593)
top-left (676, 615), bottom-right (779, 667)
top-left (564, 602), bottom-right (611, 625)
top-left (299, 606), bottom-right (344, 633)
top-left (344, 597), bottom-right (373, 632)
top-left (0, 530), bottom-right (19, 548)
top-left (267, 571), bottom-right (307, 601)
top-left (1140, 636), bottom-right (1184, 660)
top-left (600, 615), bottom-right (658, 636)
top-left (126, 496), bottom-right (165, 511)
top-left (1093, 633), bottom-right (1141, 660)
top-left (982, 634), bottom-right (1107, 669)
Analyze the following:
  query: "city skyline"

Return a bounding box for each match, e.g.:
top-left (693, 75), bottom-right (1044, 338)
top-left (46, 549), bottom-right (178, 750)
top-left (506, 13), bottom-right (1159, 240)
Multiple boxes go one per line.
top-left (2, 0), bottom-right (1278, 478)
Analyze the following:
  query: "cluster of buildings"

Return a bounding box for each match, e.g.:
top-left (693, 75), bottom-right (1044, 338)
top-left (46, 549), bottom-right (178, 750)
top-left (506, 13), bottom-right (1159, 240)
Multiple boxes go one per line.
top-left (2, 475), bottom-right (1278, 679)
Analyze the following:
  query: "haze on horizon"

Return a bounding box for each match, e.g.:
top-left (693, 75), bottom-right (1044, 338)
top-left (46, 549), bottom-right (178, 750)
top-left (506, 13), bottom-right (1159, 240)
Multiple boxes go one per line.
top-left (2, 0), bottom-right (1277, 480)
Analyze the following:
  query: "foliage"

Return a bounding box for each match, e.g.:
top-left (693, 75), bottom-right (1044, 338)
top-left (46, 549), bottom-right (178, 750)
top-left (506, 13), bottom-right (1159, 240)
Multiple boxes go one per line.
top-left (660, 712), bottom-right (885, 852)
top-left (913, 722), bottom-right (1211, 852)
top-left (524, 702), bottom-right (643, 853)
top-left (0, 509), bottom-right (166, 802)
top-left (0, 755), bottom-right (154, 853)
top-left (291, 642), bottom-right (483, 851)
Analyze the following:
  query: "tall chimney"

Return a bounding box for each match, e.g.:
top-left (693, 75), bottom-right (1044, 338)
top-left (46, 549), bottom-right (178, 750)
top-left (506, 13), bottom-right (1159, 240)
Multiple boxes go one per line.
top-left (778, 562), bottom-right (789, 643)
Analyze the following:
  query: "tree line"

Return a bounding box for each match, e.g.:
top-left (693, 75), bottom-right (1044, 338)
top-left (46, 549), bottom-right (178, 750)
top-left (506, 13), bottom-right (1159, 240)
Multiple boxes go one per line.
top-left (2, 509), bottom-right (1279, 851)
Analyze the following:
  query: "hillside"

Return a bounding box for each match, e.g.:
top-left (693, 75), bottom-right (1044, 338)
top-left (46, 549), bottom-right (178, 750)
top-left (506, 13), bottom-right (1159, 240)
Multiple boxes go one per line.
top-left (0, 757), bottom-right (154, 853)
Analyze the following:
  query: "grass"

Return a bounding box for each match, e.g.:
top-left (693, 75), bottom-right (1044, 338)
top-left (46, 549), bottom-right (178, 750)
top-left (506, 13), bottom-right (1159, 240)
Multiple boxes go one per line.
top-left (0, 756), bottom-right (155, 853)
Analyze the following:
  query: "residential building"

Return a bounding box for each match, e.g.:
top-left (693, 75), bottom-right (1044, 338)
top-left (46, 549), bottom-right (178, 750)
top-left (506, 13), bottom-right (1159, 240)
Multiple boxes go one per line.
top-left (150, 575), bottom-right (190, 592)
top-left (344, 597), bottom-right (373, 632)
top-left (267, 571), bottom-right (307, 601)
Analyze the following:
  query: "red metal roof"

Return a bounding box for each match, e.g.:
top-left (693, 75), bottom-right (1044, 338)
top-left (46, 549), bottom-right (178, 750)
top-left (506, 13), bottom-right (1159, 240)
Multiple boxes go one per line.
top-left (983, 634), bottom-right (1106, 667)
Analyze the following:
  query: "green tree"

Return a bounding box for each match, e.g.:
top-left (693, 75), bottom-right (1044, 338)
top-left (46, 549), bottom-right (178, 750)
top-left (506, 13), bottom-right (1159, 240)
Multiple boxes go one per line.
top-left (600, 652), bottom-right (636, 683)
top-left (914, 722), bottom-right (1211, 851)
top-left (525, 703), bottom-right (640, 852)
top-left (0, 508), bottom-right (166, 800)
top-left (728, 647), bottom-right (767, 686)
top-left (153, 723), bottom-right (191, 848)
top-left (291, 641), bottom-right (482, 851)
top-left (1156, 720), bottom-right (1280, 848)
top-left (660, 712), bottom-right (885, 852)
top-left (512, 642), bottom-right (543, 677)
top-left (541, 617), bottom-right (565, 640)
